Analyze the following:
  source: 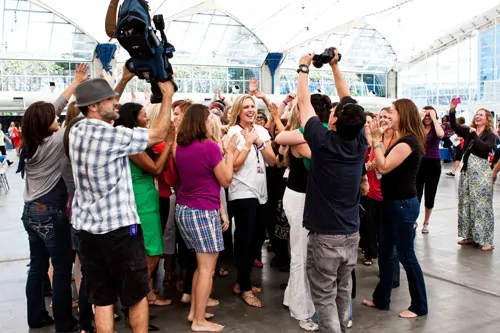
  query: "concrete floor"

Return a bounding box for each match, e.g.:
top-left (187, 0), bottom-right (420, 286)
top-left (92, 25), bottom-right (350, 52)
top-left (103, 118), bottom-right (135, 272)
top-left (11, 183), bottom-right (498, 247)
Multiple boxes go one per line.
top-left (1, 149), bottom-right (500, 333)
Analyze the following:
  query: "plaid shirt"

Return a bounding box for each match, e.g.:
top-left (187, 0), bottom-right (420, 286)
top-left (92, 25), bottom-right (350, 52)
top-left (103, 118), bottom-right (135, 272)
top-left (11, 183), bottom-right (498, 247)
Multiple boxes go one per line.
top-left (69, 118), bottom-right (148, 234)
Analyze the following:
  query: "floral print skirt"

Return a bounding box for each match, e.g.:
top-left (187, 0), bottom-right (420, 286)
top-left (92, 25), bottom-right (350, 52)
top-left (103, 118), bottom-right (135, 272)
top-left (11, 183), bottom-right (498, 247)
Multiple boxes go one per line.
top-left (458, 154), bottom-right (494, 245)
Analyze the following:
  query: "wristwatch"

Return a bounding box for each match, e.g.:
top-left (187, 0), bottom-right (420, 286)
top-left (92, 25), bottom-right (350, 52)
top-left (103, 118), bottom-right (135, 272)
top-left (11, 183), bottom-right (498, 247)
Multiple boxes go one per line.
top-left (297, 64), bottom-right (309, 74)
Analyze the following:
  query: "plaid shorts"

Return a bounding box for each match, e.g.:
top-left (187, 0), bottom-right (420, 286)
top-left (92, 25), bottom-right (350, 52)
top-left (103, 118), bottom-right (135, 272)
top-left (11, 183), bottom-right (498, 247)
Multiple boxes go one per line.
top-left (175, 204), bottom-right (224, 253)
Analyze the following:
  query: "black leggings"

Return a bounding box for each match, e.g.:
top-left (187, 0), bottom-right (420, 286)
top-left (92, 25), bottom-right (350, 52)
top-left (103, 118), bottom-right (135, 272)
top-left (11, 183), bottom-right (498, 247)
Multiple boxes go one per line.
top-left (229, 198), bottom-right (266, 292)
top-left (416, 158), bottom-right (441, 209)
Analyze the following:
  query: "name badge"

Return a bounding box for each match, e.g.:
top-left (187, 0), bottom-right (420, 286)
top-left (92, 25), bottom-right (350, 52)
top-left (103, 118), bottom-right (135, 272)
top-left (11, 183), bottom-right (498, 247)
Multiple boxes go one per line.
top-left (376, 171), bottom-right (382, 180)
top-left (257, 166), bottom-right (265, 174)
top-left (130, 224), bottom-right (138, 236)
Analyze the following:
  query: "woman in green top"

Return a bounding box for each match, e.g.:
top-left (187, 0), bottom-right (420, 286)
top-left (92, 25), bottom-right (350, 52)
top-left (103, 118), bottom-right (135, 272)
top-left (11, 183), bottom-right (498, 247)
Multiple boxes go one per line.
top-left (115, 102), bottom-right (175, 306)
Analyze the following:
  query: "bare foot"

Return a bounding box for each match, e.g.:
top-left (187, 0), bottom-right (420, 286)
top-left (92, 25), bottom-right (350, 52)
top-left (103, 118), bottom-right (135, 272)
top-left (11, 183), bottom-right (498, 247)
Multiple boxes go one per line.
top-left (148, 294), bottom-right (172, 306)
top-left (181, 294), bottom-right (219, 307)
top-left (207, 298), bottom-right (220, 307)
top-left (191, 320), bottom-right (224, 332)
top-left (362, 300), bottom-right (376, 307)
top-left (481, 243), bottom-right (495, 251)
top-left (232, 284), bottom-right (262, 295)
top-left (187, 312), bottom-right (215, 322)
top-left (399, 310), bottom-right (418, 319)
top-left (180, 294), bottom-right (191, 304)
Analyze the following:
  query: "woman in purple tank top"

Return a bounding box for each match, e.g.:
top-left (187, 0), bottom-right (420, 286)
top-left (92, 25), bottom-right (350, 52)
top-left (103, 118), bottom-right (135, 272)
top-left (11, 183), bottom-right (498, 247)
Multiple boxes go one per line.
top-left (416, 106), bottom-right (444, 234)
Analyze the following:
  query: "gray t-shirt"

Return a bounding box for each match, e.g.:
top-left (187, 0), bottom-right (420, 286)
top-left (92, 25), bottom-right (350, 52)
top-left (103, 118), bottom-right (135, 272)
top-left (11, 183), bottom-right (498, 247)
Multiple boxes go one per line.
top-left (23, 95), bottom-right (68, 203)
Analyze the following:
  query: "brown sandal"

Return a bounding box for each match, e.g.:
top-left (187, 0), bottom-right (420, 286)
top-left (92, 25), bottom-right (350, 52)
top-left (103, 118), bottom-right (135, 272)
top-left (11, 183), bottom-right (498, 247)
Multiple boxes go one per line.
top-left (241, 292), bottom-right (263, 308)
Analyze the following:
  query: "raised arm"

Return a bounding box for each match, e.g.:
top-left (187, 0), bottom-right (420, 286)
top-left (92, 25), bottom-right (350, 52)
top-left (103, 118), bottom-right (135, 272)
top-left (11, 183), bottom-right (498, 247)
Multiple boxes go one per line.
top-left (147, 81), bottom-right (175, 147)
top-left (269, 103), bottom-right (285, 133)
top-left (297, 54), bottom-right (316, 127)
top-left (449, 102), bottom-right (469, 138)
top-left (430, 110), bottom-right (445, 138)
top-left (55, 63), bottom-right (89, 116)
top-left (130, 122), bottom-right (175, 176)
top-left (114, 65), bottom-right (136, 102)
top-left (328, 48), bottom-right (349, 99)
top-left (275, 128), bottom-right (306, 145)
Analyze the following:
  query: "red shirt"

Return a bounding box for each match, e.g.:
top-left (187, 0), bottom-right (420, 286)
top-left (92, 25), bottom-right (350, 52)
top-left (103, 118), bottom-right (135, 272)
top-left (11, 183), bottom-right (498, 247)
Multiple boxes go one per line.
top-left (10, 127), bottom-right (21, 147)
top-left (152, 142), bottom-right (177, 198)
top-left (365, 148), bottom-right (383, 202)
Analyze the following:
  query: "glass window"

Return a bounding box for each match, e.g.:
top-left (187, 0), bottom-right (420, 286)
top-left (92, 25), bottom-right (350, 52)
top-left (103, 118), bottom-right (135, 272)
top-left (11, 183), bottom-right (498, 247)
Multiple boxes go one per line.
top-left (228, 68), bottom-right (244, 80)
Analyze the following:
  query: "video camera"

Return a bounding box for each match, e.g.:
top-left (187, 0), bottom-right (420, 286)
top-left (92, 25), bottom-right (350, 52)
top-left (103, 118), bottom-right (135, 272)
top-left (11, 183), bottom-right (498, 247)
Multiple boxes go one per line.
top-left (312, 47), bottom-right (342, 69)
top-left (113, 0), bottom-right (177, 103)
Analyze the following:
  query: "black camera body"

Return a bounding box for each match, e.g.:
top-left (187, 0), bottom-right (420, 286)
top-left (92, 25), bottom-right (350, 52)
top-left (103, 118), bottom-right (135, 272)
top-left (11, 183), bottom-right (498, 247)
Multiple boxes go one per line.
top-left (312, 47), bottom-right (342, 68)
top-left (116, 0), bottom-right (177, 103)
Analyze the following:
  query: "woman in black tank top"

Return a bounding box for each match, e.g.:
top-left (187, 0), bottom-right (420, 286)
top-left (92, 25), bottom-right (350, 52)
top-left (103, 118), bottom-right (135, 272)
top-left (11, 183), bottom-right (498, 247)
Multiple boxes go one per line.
top-left (362, 99), bottom-right (428, 319)
top-left (281, 106), bottom-right (318, 330)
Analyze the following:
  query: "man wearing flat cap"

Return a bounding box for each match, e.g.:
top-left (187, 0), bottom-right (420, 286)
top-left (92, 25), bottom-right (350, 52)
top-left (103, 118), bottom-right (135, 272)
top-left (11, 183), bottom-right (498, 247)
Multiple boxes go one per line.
top-left (69, 75), bottom-right (175, 332)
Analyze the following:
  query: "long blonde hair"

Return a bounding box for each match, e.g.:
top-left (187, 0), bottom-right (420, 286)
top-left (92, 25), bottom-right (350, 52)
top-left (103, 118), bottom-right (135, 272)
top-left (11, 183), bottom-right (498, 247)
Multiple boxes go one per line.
top-left (471, 108), bottom-right (493, 132)
top-left (208, 113), bottom-right (223, 143)
top-left (283, 103), bottom-right (301, 168)
top-left (229, 95), bottom-right (256, 126)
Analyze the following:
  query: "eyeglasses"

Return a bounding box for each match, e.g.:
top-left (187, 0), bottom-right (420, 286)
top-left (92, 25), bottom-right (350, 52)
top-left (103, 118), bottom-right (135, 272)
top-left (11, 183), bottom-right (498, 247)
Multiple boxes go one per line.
top-left (257, 117), bottom-right (267, 121)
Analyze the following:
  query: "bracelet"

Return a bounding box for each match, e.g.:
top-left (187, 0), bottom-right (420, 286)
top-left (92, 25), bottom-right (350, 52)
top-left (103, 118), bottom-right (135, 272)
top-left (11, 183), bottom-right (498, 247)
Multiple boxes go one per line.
top-left (257, 141), bottom-right (266, 151)
top-left (373, 143), bottom-right (382, 149)
top-left (241, 146), bottom-right (250, 152)
top-left (283, 100), bottom-right (288, 106)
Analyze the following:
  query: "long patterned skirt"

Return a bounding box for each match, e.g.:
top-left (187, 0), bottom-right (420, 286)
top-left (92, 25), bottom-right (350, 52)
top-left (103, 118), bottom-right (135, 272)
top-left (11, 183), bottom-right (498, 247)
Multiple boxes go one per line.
top-left (458, 154), bottom-right (494, 245)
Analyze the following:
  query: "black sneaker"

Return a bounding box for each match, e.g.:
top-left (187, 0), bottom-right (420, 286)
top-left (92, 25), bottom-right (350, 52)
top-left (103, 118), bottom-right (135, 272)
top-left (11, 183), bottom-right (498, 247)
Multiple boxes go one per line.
top-left (446, 172), bottom-right (455, 177)
top-left (7, 160), bottom-right (13, 166)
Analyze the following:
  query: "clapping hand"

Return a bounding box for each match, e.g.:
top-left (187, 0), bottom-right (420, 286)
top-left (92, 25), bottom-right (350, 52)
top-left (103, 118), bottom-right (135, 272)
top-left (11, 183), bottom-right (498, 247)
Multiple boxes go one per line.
top-left (223, 134), bottom-right (239, 156)
top-left (269, 103), bottom-right (279, 119)
top-left (249, 77), bottom-right (258, 94)
top-left (370, 115), bottom-right (388, 143)
top-left (285, 93), bottom-right (296, 104)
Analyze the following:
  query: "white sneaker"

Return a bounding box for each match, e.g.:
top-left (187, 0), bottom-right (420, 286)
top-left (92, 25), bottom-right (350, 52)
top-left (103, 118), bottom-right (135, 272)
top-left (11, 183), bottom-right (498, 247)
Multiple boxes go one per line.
top-left (299, 318), bottom-right (319, 331)
top-left (347, 320), bottom-right (353, 328)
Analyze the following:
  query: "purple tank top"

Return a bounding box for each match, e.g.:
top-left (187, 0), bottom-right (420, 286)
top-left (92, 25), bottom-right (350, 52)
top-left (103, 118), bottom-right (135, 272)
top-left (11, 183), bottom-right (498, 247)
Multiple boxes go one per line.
top-left (423, 129), bottom-right (440, 159)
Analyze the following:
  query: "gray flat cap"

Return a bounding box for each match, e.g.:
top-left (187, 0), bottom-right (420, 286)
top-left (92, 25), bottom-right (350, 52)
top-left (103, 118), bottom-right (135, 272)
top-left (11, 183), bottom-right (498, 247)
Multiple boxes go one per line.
top-left (75, 78), bottom-right (119, 107)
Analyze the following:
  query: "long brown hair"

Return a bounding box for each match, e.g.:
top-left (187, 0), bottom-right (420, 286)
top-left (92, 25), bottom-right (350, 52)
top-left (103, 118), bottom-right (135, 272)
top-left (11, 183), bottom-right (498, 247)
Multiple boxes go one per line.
top-left (392, 99), bottom-right (426, 155)
top-left (21, 102), bottom-right (56, 159)
top-left (176, 104), bottom-right (210, 146)
top-left (64, 101), bottom-right (81, 127)
top-left (471, 108), bottom-right (493, 132)
top-left (229, 95), bottom-right (255, 126)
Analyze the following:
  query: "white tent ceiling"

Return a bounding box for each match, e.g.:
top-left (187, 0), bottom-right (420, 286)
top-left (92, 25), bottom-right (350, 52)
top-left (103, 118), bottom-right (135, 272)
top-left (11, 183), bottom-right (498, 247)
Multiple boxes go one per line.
top-left (8, 0), bottom-right (500, 69)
